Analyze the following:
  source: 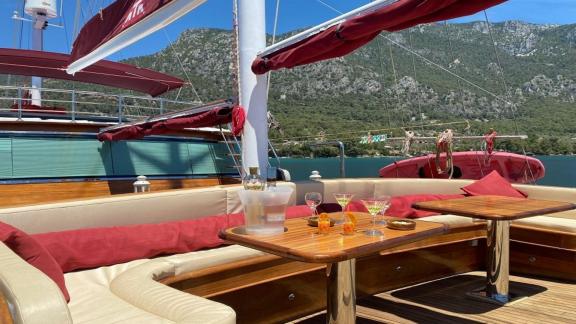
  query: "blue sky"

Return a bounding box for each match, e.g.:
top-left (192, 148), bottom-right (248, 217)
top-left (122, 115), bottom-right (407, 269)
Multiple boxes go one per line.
top-left (0, 0), bottom-right (574, 61)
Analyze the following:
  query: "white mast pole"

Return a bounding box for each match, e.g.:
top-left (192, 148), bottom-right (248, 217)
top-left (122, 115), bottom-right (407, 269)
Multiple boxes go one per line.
top-left (30, 20), bottom-right (44, 106)
top-left (237, 0), bottom-right (268, 178)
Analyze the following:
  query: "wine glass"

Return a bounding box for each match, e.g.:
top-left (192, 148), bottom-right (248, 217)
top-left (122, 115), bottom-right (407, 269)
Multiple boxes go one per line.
top-left (375, 195), bottom-right (391, 225)
top-left (333, 193), bottom-right (354, 224)
top-left (361, 198), bottom-right (388, 236)
top-left (305, 192), bottom-right (322, 216)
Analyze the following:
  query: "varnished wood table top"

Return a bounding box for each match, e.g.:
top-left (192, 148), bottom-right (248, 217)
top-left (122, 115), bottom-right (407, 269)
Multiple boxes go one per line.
top-left (219, 213), bottom-right (446, 264)
top-left (413, 195), bottom-right (576, 221)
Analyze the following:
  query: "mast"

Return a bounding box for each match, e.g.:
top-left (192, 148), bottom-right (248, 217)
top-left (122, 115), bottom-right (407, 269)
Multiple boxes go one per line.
top-left (237, 0), bottom-right (269, 177)
top-left (24, 0), bottom-right (58, 106)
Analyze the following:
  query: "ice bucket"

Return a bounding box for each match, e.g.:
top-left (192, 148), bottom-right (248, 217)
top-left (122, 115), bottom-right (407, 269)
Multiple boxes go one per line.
top-left (237, 187), bottom-right (293, 235)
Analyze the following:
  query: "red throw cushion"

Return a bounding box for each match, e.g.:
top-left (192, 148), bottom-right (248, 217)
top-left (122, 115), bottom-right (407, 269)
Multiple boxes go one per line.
top-left (0, 222), bottom-right (70, 302)
top-left (34, 206), bottom-right (311, 273)
top-left (346, 195), bottom-right (464, 219)
top-left (286, 205), bottom-right (314, 218)
top-left (461, 170), bottom-right (527, 198)
top-left (34, 214), bottom-right (239, 273)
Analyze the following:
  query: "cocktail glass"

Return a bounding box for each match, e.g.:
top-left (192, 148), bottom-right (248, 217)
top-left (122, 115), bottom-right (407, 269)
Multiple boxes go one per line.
top-left (333, 193), bottom-right (354, 224)
top-left (361, 198), bottom-right (388, 236)
top-left (375, 195), bottom-right (391, 225)
top-left (305, 192), bottom-right (322, 216)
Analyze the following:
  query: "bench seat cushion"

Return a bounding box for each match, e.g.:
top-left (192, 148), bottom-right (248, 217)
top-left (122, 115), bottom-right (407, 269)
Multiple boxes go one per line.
top-left (66, 245), bottom-right (265, 324)
top-left (416, 214), bottom-right (476, 228)
top-left (513, 216), bottom-right (576, 233)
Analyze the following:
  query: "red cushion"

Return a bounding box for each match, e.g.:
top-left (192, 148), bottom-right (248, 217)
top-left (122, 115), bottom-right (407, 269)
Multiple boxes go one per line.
top-left (345, 195), bottom-right (464, 219)
top-left (34, 206), bottom-right (311, 273)
top-left (0, 222), bottom-right (70, 302)
top-left (285, 205), bottom-right (314, 218)
top-left (461, 170), bottom-right (527, 198)
top-left (34, 214), bottom-right (241, 273)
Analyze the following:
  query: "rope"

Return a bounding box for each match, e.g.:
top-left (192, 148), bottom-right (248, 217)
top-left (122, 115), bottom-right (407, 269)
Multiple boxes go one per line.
top-left (401, 129), bottom-right (415, 156)
top-left (163, 30), bottom-right (203, 103)
top-left (408, 30), bottom-right (425, 133)
top-left (265, 0), bottom-right (281, 100)
top-left (435, 129), bottom-right (454, 178)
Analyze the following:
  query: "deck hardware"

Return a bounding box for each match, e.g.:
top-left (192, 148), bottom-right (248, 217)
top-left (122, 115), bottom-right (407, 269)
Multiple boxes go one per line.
top-left (288, 293), bottom-right (295, 301)
top-left (528, 256), bottom-right (536, 264)
top-left (395, 266), bottom-right (402, 271)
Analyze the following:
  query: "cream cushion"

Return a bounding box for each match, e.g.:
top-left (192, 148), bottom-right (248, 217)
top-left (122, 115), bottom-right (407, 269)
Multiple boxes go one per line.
top-left (417, 214), bottom-right (476, 228)
top-left (513, 216), bottom-right (576, 233)
top-left (66, 245), bottom-right (265, 324)
top-left (0, 243), bottom-right (72, 324)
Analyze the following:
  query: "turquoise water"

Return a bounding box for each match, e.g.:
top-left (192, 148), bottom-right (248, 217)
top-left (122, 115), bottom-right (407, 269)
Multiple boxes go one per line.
top-left (274, 156), bottom-right (576, 188)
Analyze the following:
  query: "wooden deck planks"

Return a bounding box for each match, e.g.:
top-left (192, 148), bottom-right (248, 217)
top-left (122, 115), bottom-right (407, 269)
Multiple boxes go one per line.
top-left (291, 272), bottom-right (576, 324)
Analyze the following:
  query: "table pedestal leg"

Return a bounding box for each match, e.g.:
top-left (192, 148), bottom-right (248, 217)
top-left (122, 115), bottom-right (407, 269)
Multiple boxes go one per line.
top-left (468, 219), bottom-right (519, 305)
top-left (327, 259), bottom-right (356, 324)
top-left (486, 219), bottom-right (510, 303)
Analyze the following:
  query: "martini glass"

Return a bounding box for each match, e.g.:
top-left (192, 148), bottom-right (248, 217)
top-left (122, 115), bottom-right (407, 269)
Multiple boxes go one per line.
top-left (361, 198), bottom-right (388, 236)
top-left (305, 192), bottom-right (322, 216)
top-left (333, 193), bottom-right (354, 224)
top-left (375, 195), bottom-right (391, 225)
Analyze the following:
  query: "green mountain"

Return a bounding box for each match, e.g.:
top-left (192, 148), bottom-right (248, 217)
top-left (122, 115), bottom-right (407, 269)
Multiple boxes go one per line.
top-left (124, 21), bottom-right (576, 156)
top-left (6, 21), bottom-right (576, 156)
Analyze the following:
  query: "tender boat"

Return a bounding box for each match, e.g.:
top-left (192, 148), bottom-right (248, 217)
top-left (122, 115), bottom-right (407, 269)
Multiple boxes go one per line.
top-left (379, 151), bottom-right (546, 183)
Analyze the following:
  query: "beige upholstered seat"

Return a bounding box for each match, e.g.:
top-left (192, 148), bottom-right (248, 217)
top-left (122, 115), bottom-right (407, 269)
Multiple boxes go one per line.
top-left (65, 245), bottom-right (264, 324)
top-left (513, 216), bottom-right (576, 233)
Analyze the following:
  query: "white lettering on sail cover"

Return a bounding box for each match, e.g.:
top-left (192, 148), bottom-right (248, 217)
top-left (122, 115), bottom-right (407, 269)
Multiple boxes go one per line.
top-left (123, 0), bottom-right (145, 27)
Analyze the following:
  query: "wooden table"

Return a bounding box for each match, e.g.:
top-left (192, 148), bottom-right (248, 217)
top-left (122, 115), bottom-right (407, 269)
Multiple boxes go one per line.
top-left (414, 195), bottom-right (576, 305)
top-left (219, 213), bottom-right (446, 324)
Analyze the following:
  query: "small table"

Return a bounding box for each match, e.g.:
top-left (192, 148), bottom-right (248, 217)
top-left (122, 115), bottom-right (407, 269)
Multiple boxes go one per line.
top-left (414, 195), bottom-right (576, 305)
top-left (219, 213), bottom-right (446, 324)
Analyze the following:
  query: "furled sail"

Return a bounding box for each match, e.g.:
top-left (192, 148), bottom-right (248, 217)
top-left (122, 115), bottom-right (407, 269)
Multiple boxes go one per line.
top-left (67, 0), bottom-right (206, 75)
top-left (252, 0), bottom-right (506, 74)
top-left (97, 100), bottom-right (246, 141)
top-left (0, 48), bottom-right (184, 97)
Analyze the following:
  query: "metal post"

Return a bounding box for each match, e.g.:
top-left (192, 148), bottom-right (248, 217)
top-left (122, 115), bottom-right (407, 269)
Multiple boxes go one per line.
top-left (31, 20), bottom-right (45, 107)
top-left (238, 0), bottom-right (269, 179)
top-left (336, 141), bottom-right (345, 178)
top-left (486, 220), bottom-right (510, 303)
top-left (17, 87), bottom-right (22, 120)
top-left (118, 95), bottom-right (124, 123)
top-left (159, 98), bottom-right (164, 114)
top-left (71, 90), bottom-right (76, 122)
top-left (326, 259), bottom-right (356, 324)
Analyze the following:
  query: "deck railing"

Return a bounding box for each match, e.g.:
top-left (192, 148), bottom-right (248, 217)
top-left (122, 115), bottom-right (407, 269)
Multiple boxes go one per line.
top-left (0, 85), bottom-right (202, 123)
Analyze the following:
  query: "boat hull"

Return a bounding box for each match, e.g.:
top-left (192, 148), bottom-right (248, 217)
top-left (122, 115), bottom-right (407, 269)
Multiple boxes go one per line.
top-left (378, 152), bottom-right (545, 183)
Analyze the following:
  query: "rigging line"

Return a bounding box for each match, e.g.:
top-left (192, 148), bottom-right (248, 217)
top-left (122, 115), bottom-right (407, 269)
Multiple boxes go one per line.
top-left (73, 0), bottom-right (82, 40)
top-left (443, 21), bottom-right (468, 121)
top-left (276, 120), bottom-right (470, 141)
top-left (483, 10), bottom-right (520, 135)
top-left (408, 29), bottom-right (425, 133)
top-left (163, 29), bottom-right (203, 104)
top-left (313, 0), bottom-right (514, 107)
top-left (232, 0), bottom-right (240, 103)
top-left (375, 27), bottom-right (393, 130)
top-left (388, 41), bottom-right (406, 128)
top-left (266, 0), bottom-right (281, 100)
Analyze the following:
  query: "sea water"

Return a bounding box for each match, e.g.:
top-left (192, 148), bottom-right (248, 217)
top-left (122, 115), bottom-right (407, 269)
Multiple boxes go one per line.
top-left (274, 156), bottom-right (576, 188)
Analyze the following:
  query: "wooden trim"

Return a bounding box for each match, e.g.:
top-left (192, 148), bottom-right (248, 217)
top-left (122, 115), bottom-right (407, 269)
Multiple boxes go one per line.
top-left (0, 177), bottom-right (240, 208)
top-left (511, 224), bottom-right (576, 250)
top-left (511, 241), bottom-right (576, 281)
top-left (220, 214), bottom-right (447, 263)
top-left (0, 292), bottom-right (14, 324)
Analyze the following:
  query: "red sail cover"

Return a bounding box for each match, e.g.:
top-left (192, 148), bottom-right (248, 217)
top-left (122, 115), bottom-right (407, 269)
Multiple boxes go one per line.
top-left (97, 106), bottom-right (235, 141)
top-left (252, 0), bottom-right (506, 74)
top-left (69, 0), bottom-right (173, 65)
top-left (0, 49), bottom-right (184, 97)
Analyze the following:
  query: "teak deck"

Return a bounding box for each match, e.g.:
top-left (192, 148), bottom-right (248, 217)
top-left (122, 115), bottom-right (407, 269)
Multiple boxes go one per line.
top-left (414, 195), bottom-right (576, 220)
top-left (220, 213), bottom-right (446, 263)
top-left (292, 272), bottom-right (576, 324)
